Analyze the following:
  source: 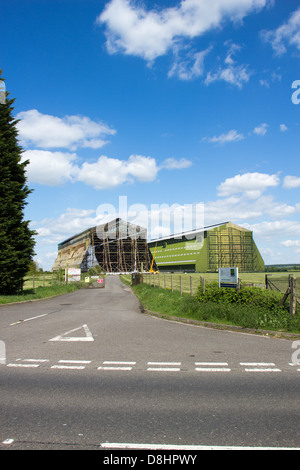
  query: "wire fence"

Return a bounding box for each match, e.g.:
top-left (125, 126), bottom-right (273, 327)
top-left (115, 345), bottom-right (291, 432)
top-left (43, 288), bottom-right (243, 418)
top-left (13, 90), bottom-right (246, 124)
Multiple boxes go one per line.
top-left (266, 274), bottom-right (299, 296)
top-left (142, 273), bottom-right (208, 296)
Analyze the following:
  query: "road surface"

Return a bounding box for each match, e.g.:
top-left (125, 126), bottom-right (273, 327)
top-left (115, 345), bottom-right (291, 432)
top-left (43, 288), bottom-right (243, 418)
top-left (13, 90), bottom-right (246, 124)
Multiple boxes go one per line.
top-left (0, 276), bottom-right (299, 450)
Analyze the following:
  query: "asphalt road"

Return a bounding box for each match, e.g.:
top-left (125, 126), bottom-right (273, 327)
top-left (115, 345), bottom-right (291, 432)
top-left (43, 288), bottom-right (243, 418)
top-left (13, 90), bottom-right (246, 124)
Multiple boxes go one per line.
top-left (0, 275), bottom-right (299, 451)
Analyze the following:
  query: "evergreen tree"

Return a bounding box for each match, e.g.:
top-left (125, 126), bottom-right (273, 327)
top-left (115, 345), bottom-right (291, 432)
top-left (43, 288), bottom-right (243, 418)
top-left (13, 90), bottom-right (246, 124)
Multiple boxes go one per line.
top-left (0, 71), bottom-right (36, 294)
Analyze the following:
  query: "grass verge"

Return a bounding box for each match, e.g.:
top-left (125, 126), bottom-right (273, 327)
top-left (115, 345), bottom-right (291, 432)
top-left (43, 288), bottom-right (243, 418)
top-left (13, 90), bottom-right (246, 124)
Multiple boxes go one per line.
top-left (0, 283), bottom-right (84, 305)
top-left (123, 279), bottom-right (300, 336)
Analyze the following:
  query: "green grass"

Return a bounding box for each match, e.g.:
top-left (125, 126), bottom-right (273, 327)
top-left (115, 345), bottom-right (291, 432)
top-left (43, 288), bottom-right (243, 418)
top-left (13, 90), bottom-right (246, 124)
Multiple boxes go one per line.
top-left (123, 278), bottom-right (300, 335)
top-left (0, 283), bottom-right (84, 304)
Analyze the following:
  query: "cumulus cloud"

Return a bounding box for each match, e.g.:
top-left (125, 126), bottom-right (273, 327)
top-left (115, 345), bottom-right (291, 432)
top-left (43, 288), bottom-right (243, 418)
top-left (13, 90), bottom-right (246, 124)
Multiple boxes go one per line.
top-left (160, 157), bottom-right (192, 170)
top-left (21, 150), bottom-right (79, 186)
top-left (77, 154), bottom-right (159, 190)
top-left (98, 0), bottom-right (270, 80)
top-left (16, 109), bottom-right (116, 150)
top-left (283, 175), bottom-right (300, 189)
top-left (217, 172), bottom-right (280, 199)
top-left (22, 150), bottom-right (192, 189)
top-left (262, 6), bottom-right (300, 55)
top-left (203, 129), bottom-right (245, 144)
top-left (253, 122), bottom-right (269, 136)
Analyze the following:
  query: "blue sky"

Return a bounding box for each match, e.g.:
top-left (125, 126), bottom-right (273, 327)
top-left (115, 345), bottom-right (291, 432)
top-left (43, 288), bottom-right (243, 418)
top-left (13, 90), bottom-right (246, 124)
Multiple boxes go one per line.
top-left (1, 0), bottom-right (299, 270)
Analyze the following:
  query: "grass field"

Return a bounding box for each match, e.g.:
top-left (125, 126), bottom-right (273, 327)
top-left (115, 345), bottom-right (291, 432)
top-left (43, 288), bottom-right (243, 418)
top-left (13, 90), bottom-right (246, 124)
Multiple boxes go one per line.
top-left (0, 283), bottom-right (83, 305)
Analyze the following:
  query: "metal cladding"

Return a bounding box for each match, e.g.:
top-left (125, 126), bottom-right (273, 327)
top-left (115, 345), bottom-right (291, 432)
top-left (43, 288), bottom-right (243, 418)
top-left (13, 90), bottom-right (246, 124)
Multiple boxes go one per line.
top-left (52, 218), bottom-right (156, 273)
top-left (148, 222), bottom-right (265, 273)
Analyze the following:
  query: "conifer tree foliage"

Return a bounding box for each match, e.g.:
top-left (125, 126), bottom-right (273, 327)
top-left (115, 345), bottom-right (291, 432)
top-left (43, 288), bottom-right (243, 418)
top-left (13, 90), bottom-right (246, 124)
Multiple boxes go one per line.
top-left (0, 72), bottom-right (36, 294)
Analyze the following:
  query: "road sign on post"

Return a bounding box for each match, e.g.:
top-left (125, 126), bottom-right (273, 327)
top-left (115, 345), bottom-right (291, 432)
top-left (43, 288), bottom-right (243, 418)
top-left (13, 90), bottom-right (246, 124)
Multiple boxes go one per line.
top-left (219, 267), bottom-right (239, 289)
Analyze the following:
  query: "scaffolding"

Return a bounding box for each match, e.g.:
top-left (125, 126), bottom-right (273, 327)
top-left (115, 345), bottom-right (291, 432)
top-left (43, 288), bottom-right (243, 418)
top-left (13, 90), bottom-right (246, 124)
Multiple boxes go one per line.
top-left (52, 218), bottom-right (156, 273)
top-left (207, 225), bottom-right (257, 272)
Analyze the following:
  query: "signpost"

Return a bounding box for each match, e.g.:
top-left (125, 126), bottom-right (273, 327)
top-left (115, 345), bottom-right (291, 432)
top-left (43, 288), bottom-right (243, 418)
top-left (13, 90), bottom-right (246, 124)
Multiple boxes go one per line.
top-left (65, 268), bottom-right (81, 282)
top-left (219, 267), bottom-right (239, 289)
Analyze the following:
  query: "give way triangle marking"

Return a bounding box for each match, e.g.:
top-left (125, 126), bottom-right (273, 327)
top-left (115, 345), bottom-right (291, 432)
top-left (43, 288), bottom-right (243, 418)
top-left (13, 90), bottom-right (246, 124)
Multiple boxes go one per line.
top-left (49, 324), bottom-right (94, 342)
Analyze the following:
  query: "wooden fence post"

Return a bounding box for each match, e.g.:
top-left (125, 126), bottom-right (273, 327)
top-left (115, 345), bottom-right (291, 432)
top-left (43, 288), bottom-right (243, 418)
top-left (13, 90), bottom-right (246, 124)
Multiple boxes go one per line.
top-left (290, 276), bottom-right (296, 315)
top-left (200, 276), bottom-right (205, 294)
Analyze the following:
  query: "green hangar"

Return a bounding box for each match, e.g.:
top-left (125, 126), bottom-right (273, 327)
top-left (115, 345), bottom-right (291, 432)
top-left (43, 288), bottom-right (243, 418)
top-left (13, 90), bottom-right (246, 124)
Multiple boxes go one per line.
top-left (148, 222), bottom-right (265, 273)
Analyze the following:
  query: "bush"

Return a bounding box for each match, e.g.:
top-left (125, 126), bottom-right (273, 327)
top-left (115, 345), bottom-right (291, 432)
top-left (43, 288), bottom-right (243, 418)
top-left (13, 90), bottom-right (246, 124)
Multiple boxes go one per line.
top-left (195, 282), bottom-right (287, 311)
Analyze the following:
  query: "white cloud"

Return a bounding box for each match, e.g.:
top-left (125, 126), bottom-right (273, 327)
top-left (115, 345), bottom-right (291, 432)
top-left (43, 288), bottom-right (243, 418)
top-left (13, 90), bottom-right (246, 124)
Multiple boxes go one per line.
top-left (168, 46), bottom-right (212, 80)
top-left (16, 109), bottom-right (116, 150)
top-left (205, 63), bottom-right (251, 88)
top-left (160, 157), bottom-right (192, 170)
top-left (203, 129), bottom-right (245, 144)
top-left (283, 175), bottom-right (300, 189)
top-left (281, 240), bottom-right (300, 247)
top-left (217, 172), bottom-right (280, 198)
top-left (253, 122), bottom-right (268, 136)
top-left (98, 0), bottom-right (270, 65)
top-left (77, 154), bottom-right (158, 190)
top-left (21, 150), bottom-right (79, 186)
top-left (262, 7), bottom-right (300, 55)
top-left (280, 123), bottom-right (288, 132)
top-left (22, 150), bottom-right (192, 189)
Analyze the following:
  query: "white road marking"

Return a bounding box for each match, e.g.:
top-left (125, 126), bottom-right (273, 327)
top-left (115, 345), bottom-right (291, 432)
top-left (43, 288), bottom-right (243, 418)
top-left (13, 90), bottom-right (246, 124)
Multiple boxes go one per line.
top-left (7, 363), bottom-right (40, 368)
top-left (195, 362), bottom-right (231, 372)
top-left (10, 314), bottom-right (48, 326)
top-left (100, 442), bottom-right (300, 451)
top-left (51, 365), bottom-right (86, 370)
top-left (240, 362), bottom-right (281, 372)
top-left (147, 361), bottom-right (181, 372)
top-left (58, 360), bottom-right (91, 364)
top-left (98, 361), bottom-right (136, 371)
top-left (2, 439), bottom-right (14, 445)
top-left (103, 361), bottom-right (136, 365)
top-left (17, 358), bottom-right (49, 363)
top-left (147, 362), bottom-right (181, 365)
top-left (49, 324), bottom-right (94, 342)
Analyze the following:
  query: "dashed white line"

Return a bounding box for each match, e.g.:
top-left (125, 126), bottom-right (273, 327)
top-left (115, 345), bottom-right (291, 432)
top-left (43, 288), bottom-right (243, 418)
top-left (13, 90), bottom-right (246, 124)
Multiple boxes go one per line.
top-left (51, 365), bottom-right (86, 370)
top-left (98, 361), bottom-right (136, 371)
top-left (147, 362), bottom-right (181, 372)
top-left (240, 362), bottom-right (281, 372)
top-left (10, 313), bottom-right (48, 326)
top-left (195, 362), bottom-right (231, 372)
top-left (58, 360), bottom-right (91, 364)
top-left (17, 358), bottom-right (49, 363)
top-left (7, 363), bottom-right (40, 368)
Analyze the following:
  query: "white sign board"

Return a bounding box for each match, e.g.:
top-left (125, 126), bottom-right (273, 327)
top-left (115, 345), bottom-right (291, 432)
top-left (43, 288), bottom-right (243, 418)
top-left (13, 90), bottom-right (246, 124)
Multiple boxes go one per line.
top-left (219, 267), bottom-right (238, 288)
top-left (66, 268), bottom-right (81, 282)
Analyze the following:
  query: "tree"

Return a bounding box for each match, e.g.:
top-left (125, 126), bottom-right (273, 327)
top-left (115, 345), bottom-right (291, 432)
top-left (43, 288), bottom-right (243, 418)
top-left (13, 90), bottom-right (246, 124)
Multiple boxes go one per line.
top-left (0, 71), bottom-right (36, 294)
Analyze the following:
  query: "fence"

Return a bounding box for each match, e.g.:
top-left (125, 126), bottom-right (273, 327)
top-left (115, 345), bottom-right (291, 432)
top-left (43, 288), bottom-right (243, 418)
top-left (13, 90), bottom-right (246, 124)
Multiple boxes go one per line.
top-left (24, 272), bottom-right (85, 289)
top-left (142, 273), bottom-right (206, 296)
top-left (141, 272), bottom-right (299, 315)
top-left (266, 274), bottom-right (299, 315)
